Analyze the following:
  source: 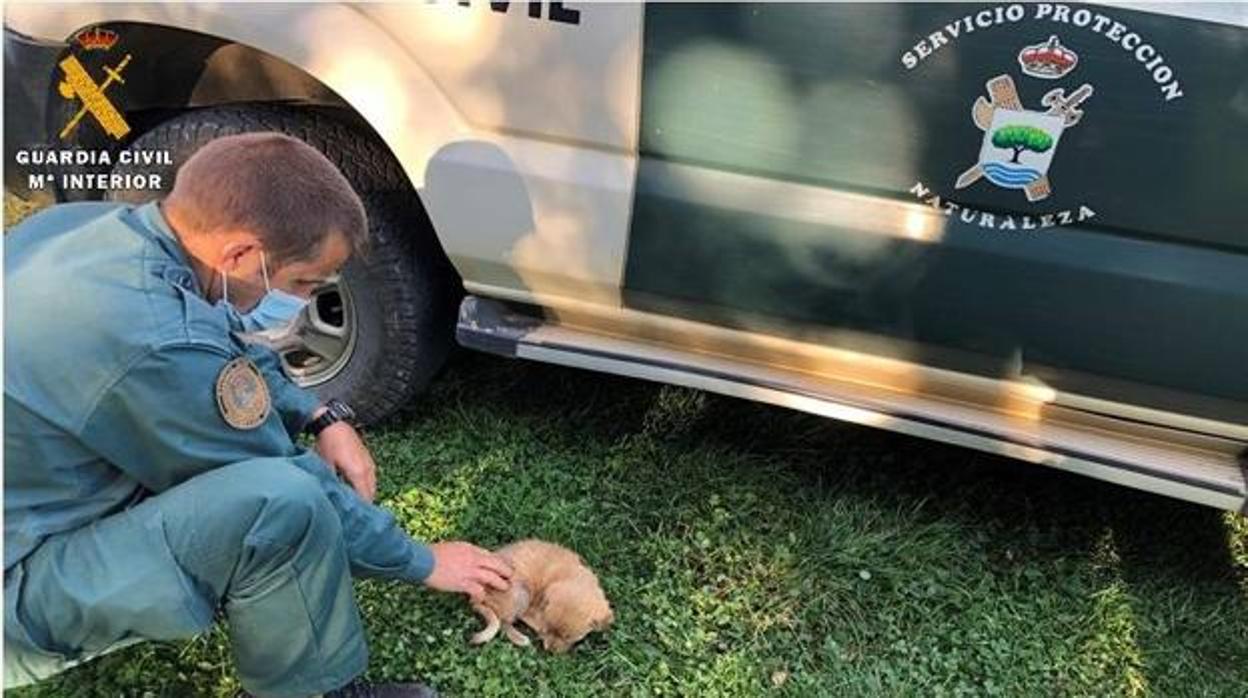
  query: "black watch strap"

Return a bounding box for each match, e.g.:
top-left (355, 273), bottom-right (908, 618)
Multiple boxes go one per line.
top-left (304, 398), bottom-right (355, 437)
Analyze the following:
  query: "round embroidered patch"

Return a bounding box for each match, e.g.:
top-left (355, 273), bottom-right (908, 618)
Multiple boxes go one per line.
top-left (215, 357), bottom-right (271, 430)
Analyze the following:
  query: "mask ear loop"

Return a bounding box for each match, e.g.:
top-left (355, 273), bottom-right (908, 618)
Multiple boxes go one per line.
top-left (220, 268), bottom-right (229, 306)
top-left (261, 250), bottom-right (272, 293)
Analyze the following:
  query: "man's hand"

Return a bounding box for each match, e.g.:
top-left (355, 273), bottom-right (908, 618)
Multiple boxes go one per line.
top-left (424, 542), bottom-right (513, 601)
top-left (314, 417), bottom-right (377, 502)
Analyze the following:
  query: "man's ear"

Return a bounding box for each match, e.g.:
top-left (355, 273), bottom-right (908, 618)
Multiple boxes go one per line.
top-left (218, 235), bottom-right (262, 272)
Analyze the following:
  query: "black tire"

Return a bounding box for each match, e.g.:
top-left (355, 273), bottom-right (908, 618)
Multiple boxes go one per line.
top-left (107, 104), bottom-right (460, 425)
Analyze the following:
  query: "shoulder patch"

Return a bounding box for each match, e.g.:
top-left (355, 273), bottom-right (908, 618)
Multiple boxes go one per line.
top-left (215, 357), bottom-right (271, 430)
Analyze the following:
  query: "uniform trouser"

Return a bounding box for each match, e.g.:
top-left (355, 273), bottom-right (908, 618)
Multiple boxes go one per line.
top-left (3, 458), bottom-right (368, 697)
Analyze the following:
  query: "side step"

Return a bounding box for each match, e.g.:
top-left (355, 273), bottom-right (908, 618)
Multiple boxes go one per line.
top-left (457, 296), bottom-right (1247, 512)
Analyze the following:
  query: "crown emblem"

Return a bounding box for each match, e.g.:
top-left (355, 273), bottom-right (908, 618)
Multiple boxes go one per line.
top-left (1018, 36), bottom-right (1078, 80)
top-left (74, 26), bottom-right (119, 51)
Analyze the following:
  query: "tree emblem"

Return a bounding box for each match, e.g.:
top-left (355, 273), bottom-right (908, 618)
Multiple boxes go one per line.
top-left (990, 125), bottom-right (1053, 164)
top-left (954, 74), bottom-right (1093, 202)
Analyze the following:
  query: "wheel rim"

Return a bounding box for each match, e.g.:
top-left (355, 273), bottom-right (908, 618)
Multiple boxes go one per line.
top-left (277, 275), bottom-right (357, 387)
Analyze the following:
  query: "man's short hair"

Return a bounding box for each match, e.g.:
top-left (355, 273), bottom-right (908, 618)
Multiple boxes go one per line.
top-left (165, 132), bottom-right (368, 263)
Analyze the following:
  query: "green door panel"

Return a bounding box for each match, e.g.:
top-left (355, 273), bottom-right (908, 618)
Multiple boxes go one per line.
top-left (624, 2), bottom-right (1248, 420)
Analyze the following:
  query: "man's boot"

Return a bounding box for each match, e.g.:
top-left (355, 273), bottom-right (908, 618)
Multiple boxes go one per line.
top-left (237, 678), bottom-right (439, 698)
top-left (323, 678), bottom-right (440, 698)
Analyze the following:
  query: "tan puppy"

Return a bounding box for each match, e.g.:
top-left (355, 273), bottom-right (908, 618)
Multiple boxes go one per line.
top-left (469, 539), bottom-right (614, 653)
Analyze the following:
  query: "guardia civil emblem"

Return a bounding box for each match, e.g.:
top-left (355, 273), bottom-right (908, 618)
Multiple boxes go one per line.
top-left (215, 357), bottom-right (271, 430)
top-left (57, 26), bottom-right (132, 141)
top-left (955, 37), bottom-right (1093, 203)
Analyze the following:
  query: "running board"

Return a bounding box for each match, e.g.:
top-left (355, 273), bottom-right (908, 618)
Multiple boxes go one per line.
top-left (457, 296), bottom-right (1247, 512)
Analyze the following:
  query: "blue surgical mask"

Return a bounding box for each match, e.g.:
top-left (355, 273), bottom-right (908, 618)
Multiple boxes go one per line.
top-left (220, 251), bottom-right (309, 335)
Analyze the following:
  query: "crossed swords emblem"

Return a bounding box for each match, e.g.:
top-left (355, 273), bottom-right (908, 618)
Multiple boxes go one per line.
top-left (57, 53), bottom-right (133, 141)
top-left (955, 74), bottom-right (1093, 202)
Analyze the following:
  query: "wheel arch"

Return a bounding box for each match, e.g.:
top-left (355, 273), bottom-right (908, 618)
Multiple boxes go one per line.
top-left (8, 3), bottom-right (466, 232)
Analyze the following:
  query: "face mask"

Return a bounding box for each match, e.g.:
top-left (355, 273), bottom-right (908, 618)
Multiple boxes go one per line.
top-left (219, 251), bottom-right (310, 336)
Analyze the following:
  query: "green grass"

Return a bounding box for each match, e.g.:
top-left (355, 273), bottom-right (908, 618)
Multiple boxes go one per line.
top-left (12, 351), bottom-right (1248, 697)
top-left (7, 193), bottom-right (1247, 695)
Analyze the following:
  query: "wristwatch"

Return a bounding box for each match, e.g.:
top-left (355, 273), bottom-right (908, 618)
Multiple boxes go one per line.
top-left (304, 398), bottom-right (356, 437)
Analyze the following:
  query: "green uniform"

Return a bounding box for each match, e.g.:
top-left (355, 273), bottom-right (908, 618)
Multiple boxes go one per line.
top-left (4, 200), bottom-right (435, 697)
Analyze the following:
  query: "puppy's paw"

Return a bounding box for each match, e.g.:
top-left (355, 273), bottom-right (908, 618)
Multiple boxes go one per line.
top-left (504, 625), bottom-right (531, 647)
top-left (470, 603), bottom-right (501, 646)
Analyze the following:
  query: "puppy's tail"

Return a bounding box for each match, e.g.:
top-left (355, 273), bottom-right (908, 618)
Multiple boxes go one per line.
top-left (469, 604), bottom-right (501, 646)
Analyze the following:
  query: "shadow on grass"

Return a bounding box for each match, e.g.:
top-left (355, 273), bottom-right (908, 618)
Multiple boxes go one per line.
top-left (387, 350), bottom-right (1248, 693)
top-left (410, 348), bottom-right (1244, 561)
top-left (408, 349), bottom-right (1241, 586)
top-left (15, 348), bottom-right (1246, 697)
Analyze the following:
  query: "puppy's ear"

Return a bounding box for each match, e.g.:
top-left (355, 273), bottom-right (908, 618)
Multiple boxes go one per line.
top-left (528, 586), bottom-right (547, 614)
top-left (511, 579), bottom-right (532, 611)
